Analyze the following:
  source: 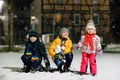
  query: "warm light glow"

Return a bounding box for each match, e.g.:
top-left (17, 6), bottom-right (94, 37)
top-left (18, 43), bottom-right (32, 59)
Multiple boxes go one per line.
top-left (55, 13), bottom-right (61, 23)
top-left (31, 16), bottom-right (36, 20)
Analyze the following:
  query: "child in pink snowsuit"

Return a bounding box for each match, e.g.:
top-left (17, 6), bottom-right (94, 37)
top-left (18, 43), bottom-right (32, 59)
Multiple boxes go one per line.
top-left (77, 20), bottom-right (103, 76)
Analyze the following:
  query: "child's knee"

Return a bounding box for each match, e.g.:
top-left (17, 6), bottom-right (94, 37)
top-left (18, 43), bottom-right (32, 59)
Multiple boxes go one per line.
top-left (54, 58), bottom-right (63, 68)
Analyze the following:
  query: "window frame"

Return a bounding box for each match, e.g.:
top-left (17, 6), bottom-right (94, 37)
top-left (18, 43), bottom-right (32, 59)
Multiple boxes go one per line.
top-left (74, 14), bottom-right (81, 25)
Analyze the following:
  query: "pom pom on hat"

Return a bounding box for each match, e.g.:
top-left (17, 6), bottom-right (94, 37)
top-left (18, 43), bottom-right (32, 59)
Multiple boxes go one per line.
top-left (85, 20), bottom-right (96, 31)
top-left (59, 27), bottom-right (69, 36)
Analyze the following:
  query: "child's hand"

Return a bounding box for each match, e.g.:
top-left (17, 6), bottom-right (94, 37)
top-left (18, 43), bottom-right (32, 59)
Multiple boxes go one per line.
top-left (77, 42), bottom-right (82, 49)
top-left (76, 46), bottom-right (80, 49)
top-left (31, 56), bottom-right (39, 61)
top-left (76, 45), bottom-right (82, 50)
top-left (97, 49), bottom-right (103, 55)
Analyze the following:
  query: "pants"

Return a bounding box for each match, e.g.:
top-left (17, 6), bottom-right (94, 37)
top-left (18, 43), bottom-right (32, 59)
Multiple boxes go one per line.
top-left (54, 52), bottom-right (73, 69)
top-left (80, 52), bottom-right (97, 74)
top-left (21, 55), bottom-right (42, 70)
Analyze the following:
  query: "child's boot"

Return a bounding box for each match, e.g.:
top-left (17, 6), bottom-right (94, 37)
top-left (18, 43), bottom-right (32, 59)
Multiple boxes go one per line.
top-left (22, 65), bottom-right (31, 73)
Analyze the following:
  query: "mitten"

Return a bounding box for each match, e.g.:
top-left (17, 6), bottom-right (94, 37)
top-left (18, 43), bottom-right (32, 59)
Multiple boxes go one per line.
top-left (97, 49), bottom-right (103, 55)
top-left (76, 46), bottom-right (80, 49)
top-left (54, 53), bottom-right (63, 60)
top-left (77, 42), bottom-right (82, 49)
top-left (31, 56), bottom-right (39, 61)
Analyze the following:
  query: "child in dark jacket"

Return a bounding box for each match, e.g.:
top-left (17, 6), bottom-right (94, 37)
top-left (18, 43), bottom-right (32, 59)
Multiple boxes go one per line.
top-left (21, 30), bottom-right (50, 72)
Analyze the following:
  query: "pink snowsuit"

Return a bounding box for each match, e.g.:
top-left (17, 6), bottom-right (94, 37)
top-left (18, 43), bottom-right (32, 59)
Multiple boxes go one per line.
top-left (77, 35), bottom-right (102, 74)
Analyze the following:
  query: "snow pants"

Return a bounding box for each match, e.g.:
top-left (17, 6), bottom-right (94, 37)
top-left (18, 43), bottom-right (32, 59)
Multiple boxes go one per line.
top-left (80, 52), bottom-right (97, 74)
top-left (54, 52), bottom-right (73, 69)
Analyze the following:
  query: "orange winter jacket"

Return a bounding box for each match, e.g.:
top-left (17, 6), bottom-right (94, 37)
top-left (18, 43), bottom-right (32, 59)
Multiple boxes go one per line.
top-left (48, 36), bottom-right (73, 59)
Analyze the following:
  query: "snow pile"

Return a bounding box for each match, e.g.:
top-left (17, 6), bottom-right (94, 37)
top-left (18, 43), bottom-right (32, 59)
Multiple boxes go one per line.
top-left (104, 43), bottom-right (120, 52)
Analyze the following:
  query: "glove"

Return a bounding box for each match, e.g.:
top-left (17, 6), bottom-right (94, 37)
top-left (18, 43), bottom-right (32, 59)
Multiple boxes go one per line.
top-left (54, 53), bottom-right (64, 60)
top-left (31, 56), bottom-right (39, 61)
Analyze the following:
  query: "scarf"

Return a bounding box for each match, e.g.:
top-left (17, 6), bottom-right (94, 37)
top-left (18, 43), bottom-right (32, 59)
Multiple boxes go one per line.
top-left (84, 32), bottom-right (96, 50)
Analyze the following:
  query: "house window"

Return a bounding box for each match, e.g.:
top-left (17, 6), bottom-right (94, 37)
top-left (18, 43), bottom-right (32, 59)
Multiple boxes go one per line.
top-left (74, 14), bottom-right (81, 25)
top-left (93, 0), bottom-right (99, 4)
top-left (74, 0), bottom-right (81, 4)
top-left (54, 0), bottom-right (62, 4)
top-left (93, 13), bottom-right (100, 25)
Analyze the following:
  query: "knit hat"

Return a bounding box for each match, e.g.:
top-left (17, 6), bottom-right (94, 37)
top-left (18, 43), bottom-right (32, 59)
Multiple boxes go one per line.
top-left (28, 29), bottom-right (39, 38)
top-left (85, 20), bottom-right (96, 31)
top-left (59, 27), bottom-right (69, 36)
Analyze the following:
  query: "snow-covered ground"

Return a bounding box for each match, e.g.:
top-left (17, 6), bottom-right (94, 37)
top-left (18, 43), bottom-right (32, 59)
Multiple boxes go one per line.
top-left (104, 43), bottom-right (120, 52)
top-left (0, 49), bottom-right (120, 80)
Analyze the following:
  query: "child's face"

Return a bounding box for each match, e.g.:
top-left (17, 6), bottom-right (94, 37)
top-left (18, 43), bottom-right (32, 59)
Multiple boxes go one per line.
top-left (30, 36), bottom-right (37, 42)
top-left (61, 31), bottom-right (69, 38)
top-left (87, 28), bottom-right (95, 34)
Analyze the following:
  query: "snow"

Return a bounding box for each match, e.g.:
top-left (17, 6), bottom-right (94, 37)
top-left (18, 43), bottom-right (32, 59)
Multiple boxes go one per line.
top-left (104, 43), bottom-right (120, 52)
top-left (0, 49), bottom-right (120, 80)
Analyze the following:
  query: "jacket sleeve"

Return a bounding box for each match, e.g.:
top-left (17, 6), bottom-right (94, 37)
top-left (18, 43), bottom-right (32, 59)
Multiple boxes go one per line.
top-left (64, 39), bottom-right (73, 54)
top-left (24, 42), bottom-right (32, 55)
top-left (95, 35), bottom-right (103, 55)
top-left (77, 36), bottom-right (84, 50)
top-left (39, 42), bottom-right (46, 53)
top-left (48, 41), bottom-right (56, 58)
top-left (38, 41), bottom-right (48, 57)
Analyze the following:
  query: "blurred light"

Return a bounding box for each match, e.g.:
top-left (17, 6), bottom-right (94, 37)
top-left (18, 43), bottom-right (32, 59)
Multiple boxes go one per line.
top-left (0, 0), bottom-right (4, 14)
top-left (31, 16), bottom-right (36, 20)
top-left (55, 13), bottom-right (61, 23)
top-left (112, 25), bottom-right (115, 28)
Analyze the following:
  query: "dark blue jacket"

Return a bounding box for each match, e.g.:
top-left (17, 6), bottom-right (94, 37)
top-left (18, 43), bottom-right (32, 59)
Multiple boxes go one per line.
top-left (24, 38), bottom-right (47, 59)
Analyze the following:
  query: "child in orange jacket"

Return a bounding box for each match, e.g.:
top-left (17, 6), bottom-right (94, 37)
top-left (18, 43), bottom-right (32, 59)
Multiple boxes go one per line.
top-left (48, 27), bottom-right (73, 72)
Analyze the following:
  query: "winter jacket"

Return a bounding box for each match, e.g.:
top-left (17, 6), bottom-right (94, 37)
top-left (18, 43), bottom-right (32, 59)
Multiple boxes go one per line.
top-left (24, 39), bottom-right (47, 59)
top-left (48, 36), bottom-right (73, 59)
top-left (77, 35), bottom-right (102, 54)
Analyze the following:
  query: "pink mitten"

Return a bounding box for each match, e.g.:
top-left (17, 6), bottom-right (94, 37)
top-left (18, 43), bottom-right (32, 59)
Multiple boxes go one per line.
top-left (77, 42), bottom-right (82, 49)
top-left (97, 49), bottom-right (103, 55)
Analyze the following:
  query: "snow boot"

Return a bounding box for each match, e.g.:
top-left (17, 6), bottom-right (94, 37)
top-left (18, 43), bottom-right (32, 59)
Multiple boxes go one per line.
top-left (63, 66), bottom-right (69, 72)
top-left (79, 72), bottom-right (86, 75)
top-left (91, 73), bottom-right (96, 76)
top-left (22, 66), bottom-right (31, 73)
